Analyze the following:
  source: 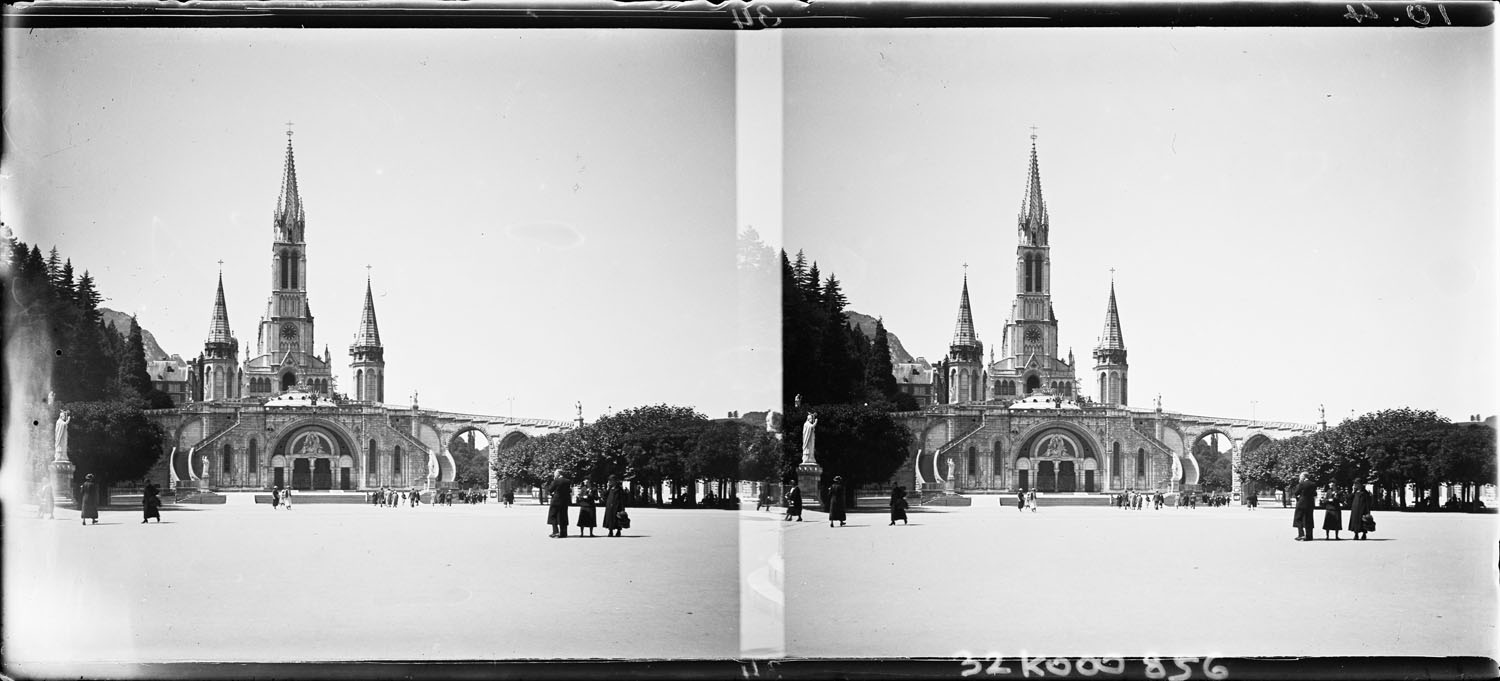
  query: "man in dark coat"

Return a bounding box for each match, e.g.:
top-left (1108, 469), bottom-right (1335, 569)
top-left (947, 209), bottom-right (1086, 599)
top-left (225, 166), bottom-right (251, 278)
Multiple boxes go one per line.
top-left (142, 481), bottom-right (162, 523)
top-left (784, 481), bottom-right (803, 521)
top-left (827, 476), bottom-right (847, 527)
top-left (78, 474), bottom-right (100, 526)
top-left (889, 485), bottom-right (908, 526)
top-left (546, 469), bottom-right (572, 538)
top-left (1347, 477), bottom-right (1373, 540)
top-left (1291, 472), bottom-right (1318, 541)
top-left (602, 476), bottom-right (627, 537)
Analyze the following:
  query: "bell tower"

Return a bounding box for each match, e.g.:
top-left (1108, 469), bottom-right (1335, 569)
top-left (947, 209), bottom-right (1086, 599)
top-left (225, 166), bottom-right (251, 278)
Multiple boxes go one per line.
top-left (1092, 278), bottom-right (1128, 405)
top-left (349, 273), bottom-right (386, 403)
top-left (945, 271), bottom-right (984, 403)
top-left (200, 270), bottom-right (240, 401)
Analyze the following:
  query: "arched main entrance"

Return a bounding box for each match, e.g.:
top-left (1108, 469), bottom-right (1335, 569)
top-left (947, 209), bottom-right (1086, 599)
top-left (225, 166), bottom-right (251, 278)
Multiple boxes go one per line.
top-left (1017, 425), bottom-right (1098, 493)
top-left (273, 423), bottom-right (355, 491)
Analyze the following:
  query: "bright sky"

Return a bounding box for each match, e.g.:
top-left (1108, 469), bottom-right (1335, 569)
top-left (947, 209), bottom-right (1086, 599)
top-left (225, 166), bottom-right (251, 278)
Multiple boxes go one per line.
top-left (3, 29), bottom-right (758, 422)
top-left (783, 28), bottom-right (1495, 426)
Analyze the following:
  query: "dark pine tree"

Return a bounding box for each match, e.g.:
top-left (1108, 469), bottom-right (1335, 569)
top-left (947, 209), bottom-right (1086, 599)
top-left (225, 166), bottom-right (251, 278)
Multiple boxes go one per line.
top-left (868, 317), bottom-right (900, 402)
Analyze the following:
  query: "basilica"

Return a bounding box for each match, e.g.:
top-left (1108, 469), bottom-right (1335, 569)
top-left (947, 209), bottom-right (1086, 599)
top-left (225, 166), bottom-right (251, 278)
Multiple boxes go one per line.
top-left (893, 137), bottom-right (1312, 498)
top-left (146, 134), bottom-right (569, 494)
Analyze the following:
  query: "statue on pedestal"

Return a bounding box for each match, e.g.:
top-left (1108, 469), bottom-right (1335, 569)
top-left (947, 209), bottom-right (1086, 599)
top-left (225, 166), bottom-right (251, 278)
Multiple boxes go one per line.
top-left (946, 457), bottom-right (955, 481)
top-left (800, 412), bottom-right (818, 465)
top-left (53, 410), bottom-right (71, 462)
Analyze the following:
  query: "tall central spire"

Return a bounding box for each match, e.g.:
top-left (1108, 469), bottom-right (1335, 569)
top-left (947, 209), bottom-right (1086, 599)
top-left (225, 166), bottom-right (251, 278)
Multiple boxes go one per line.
top-left (274, 129), bottom-right (305, 243)
top-left (1018, 134), bottom-right (1048, 247)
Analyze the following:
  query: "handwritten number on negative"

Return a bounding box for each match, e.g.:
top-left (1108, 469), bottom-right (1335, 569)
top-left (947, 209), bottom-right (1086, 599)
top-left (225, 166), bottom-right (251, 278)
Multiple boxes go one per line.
top-left (1343, 3), bottom-right (1380, 22)
top-left (730, 2), bottom-right (781, 29)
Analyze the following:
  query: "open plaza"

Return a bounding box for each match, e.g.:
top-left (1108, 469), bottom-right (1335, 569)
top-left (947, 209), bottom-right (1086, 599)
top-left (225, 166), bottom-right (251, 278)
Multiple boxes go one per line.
top-left (6, 494), bottom-right (1495, 672)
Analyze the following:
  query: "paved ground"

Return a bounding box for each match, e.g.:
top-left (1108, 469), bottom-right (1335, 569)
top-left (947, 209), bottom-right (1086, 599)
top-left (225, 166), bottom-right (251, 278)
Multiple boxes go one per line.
top-left (782, 499), bottom-right (1499, 658)
top-left (8, 496), bottom-right (1495, 669)
top-left (5, 498), bottom-right (740, 667)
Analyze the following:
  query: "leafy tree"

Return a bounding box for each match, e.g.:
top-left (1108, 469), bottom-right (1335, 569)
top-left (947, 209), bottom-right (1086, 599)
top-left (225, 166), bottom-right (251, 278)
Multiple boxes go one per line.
top-left (794, 403), bottom-right (912, 507)
top-left (449, 431), bottom-right (491, 488)
top-left (64, 399), bottom-right (166, 496)
top-left (1191, 437), bottom-right (1233, 492)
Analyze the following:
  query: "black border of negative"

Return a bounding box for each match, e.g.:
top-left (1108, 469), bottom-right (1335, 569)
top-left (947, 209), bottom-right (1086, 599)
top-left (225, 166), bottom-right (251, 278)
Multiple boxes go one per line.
top-left (2, 1), bottom-right (1496, 678)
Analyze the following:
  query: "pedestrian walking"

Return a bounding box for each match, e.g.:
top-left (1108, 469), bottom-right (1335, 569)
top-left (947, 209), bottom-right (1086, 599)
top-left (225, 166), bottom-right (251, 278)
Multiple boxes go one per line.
top-left (1347, 478), bottom-right (1373, 540)
top-left (37, 480), bottom-right (55, 520)
top-left (283, 486), bottom-right (294, 510)
top-left (1017, 489), bottom-right (1026, 512)
top-left (142, 481), bottom-right (162, 523)
top-left (602, 475), bottom-right (627, 537)
top-left (784, 480), bottom-right (803, 522)
top-left (1247, 489), bottom-right (1259, 510)
top-left (503, 490), bottom-right (515, 507)
top-left (546, 469), bottom-right (572, 538)
top-left (756, 489), bottom-right (773, 512)
top-left (889, 485), bottom-right (908, 526)
top-left (411, 486), bottom-right (421, 507)
top-left (1027, 489), bottom-right (1038, 512)
top-left (1291, 472), bottom-right (1317, 541)
top-left (1322, 487), bottom-right (1344, 540)
top-left (827, 476), bottom-right (847, 527)
top-left (78, 473), bottom-right (99, 526)
top-left (576, 485), bottom-right (598, 537)
top-left (271, 486), bottom-right (282, 509)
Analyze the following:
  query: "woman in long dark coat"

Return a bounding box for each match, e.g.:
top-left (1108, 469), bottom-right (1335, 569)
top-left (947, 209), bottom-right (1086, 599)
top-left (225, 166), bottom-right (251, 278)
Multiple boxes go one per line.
top-left (576, 485), bottom-right (598, 537)
top-left (142, 481), bottom-right (162, 523)
top-left (78, 474), bottom-right (100, 526)
top-left (889, 485), bottom-right (908, 526)
top-left (827, 476), bottom-right (847, 527)
top-left (1347, 478), bottom-right (1372, 540)
top-left (1321, 487), bottom-right (1344, 540)
top-left (1291, 472), bottom-right (1317, 541)
top-left (784, 481), bottom-right (803, 522)
top-left (602, 476), bottom-right (626, 537)
top-left (546, 469), bottom-right (572, 538)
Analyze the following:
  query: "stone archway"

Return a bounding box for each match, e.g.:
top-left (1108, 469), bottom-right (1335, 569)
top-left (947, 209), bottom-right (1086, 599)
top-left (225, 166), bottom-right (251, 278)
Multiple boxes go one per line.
top-left (1015, 423), bottom-right (1101, 493)
top-left (270, 421), bottom-right (357, 491)
top-left (491, 430), bottom-right (531, 496)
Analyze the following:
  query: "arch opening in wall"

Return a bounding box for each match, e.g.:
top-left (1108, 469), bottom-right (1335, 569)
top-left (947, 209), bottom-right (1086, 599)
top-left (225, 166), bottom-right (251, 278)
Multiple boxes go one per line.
top-left (446, 428), bottom-right (493, 489)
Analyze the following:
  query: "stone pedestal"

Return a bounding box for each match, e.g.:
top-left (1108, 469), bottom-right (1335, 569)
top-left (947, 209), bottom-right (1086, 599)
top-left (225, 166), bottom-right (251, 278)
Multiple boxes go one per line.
top-left (797, 462), bottom-right (823, 510)
top-left (51, 460), bottom-right (76, 506)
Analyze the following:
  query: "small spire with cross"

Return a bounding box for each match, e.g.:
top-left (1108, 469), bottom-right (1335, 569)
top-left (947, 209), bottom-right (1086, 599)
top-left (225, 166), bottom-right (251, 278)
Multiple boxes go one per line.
top-left (285, 121), bottom-right (295, 140)
top-left (1109, 267), bottom-right (1115, 283)
top-left (1029, 125), bottom-right (1039, 142)
top-left (217, 259), bottom-right (224, 273)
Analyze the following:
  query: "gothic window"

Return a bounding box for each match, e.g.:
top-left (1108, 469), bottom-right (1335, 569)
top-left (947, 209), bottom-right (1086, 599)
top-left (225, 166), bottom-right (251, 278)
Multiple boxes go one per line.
top-left (368, 439), bottom-right (378, 480)
top-left (393, 447), bottom-right (402, 474)
top-left (289, 253), bottom-right (300, 290)
top-left (1121, 376), bottom-right (1128, 405)
top-left (1136, 448), bottom-right (1146, 480)
top-left (356, 370), bottom-right (364, 399)
top-left (1023, 254), bottom-right (1034, 292)
top-left (279, 250), bottom-right (290, 289)
top-left (1098, 373), bottom-right (1106, 402)
top-left (223, 443), bottom-right (233, 472)
top-left (1025, 375), bottom-right (1041, 394)
top-left (967, 447), bottom-right (977, 479)
top-left (992, 442), bottom-right (1004, 478)
top-left (1062, 383), bottom-right (1072, 396)
top-left (1111, 443), bottom-right (1121, 478)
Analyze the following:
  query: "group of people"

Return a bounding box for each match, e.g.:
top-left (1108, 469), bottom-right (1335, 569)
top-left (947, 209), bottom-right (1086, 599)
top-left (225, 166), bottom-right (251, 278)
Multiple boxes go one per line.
top-left (269, 485), bottom-right (294, 509)
top-left (1114, 490), bottom-right (1164, 510)
top-left (1291, 473), bottom-right (1374, 541)
top-left (545, 470), bottom-right (629, 538)
top-left (367, 486), bottom-right (421, 507)
top-left (1015, 488), bottom-right (1039, 512)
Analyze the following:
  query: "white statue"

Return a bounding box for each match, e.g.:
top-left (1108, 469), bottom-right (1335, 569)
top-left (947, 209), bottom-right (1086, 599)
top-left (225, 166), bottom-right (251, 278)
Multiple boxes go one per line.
top-left (946, 457), bottom-right (955, 480)
top-left (53, 410), bottom-right (71, 462)
top-left (201, 454), bottom-right (210, 479)
top-left (800, 412), bottom-right (817, 465)
top-left (765, 410), bottom-right (776, 433)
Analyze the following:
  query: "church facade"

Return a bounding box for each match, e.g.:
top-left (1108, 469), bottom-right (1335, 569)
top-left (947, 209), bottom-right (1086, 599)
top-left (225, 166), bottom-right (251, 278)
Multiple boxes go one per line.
top-left (146, 134), bottom-right (569, 493)
top-left (897, 137), bottom-right (1313, 498)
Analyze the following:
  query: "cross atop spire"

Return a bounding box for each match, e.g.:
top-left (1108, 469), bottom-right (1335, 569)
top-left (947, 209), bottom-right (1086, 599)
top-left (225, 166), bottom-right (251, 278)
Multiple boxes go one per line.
top-left (285, 121), bottom-right (295, 139)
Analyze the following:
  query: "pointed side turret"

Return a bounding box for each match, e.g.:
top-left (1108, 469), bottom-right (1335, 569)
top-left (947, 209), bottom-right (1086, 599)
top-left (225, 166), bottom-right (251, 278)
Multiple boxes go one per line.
top-left (945, 272), bottom-right (985, 403)
top-left (349, 274), bottom-right (385, 403)
top-left (201, 271), bottom-right (240, 401)
top-left (1092, 279), bottom-right (1128, 406)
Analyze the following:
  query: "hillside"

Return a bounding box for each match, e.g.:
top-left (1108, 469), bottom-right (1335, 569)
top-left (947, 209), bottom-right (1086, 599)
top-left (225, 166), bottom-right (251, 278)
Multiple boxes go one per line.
top-left (845, 311), bottom-right (916, 364)
top-left (100, 308), bottom-right (171, 361)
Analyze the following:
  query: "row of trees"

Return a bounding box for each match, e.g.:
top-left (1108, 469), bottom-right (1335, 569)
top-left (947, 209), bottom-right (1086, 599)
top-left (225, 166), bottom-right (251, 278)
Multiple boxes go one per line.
top-left (1236, 408), bottom-right (1496, 508)
top-left (4, 228), bottom-right (169, 493)
top-left (492, 405), bottom-right (782, 505)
